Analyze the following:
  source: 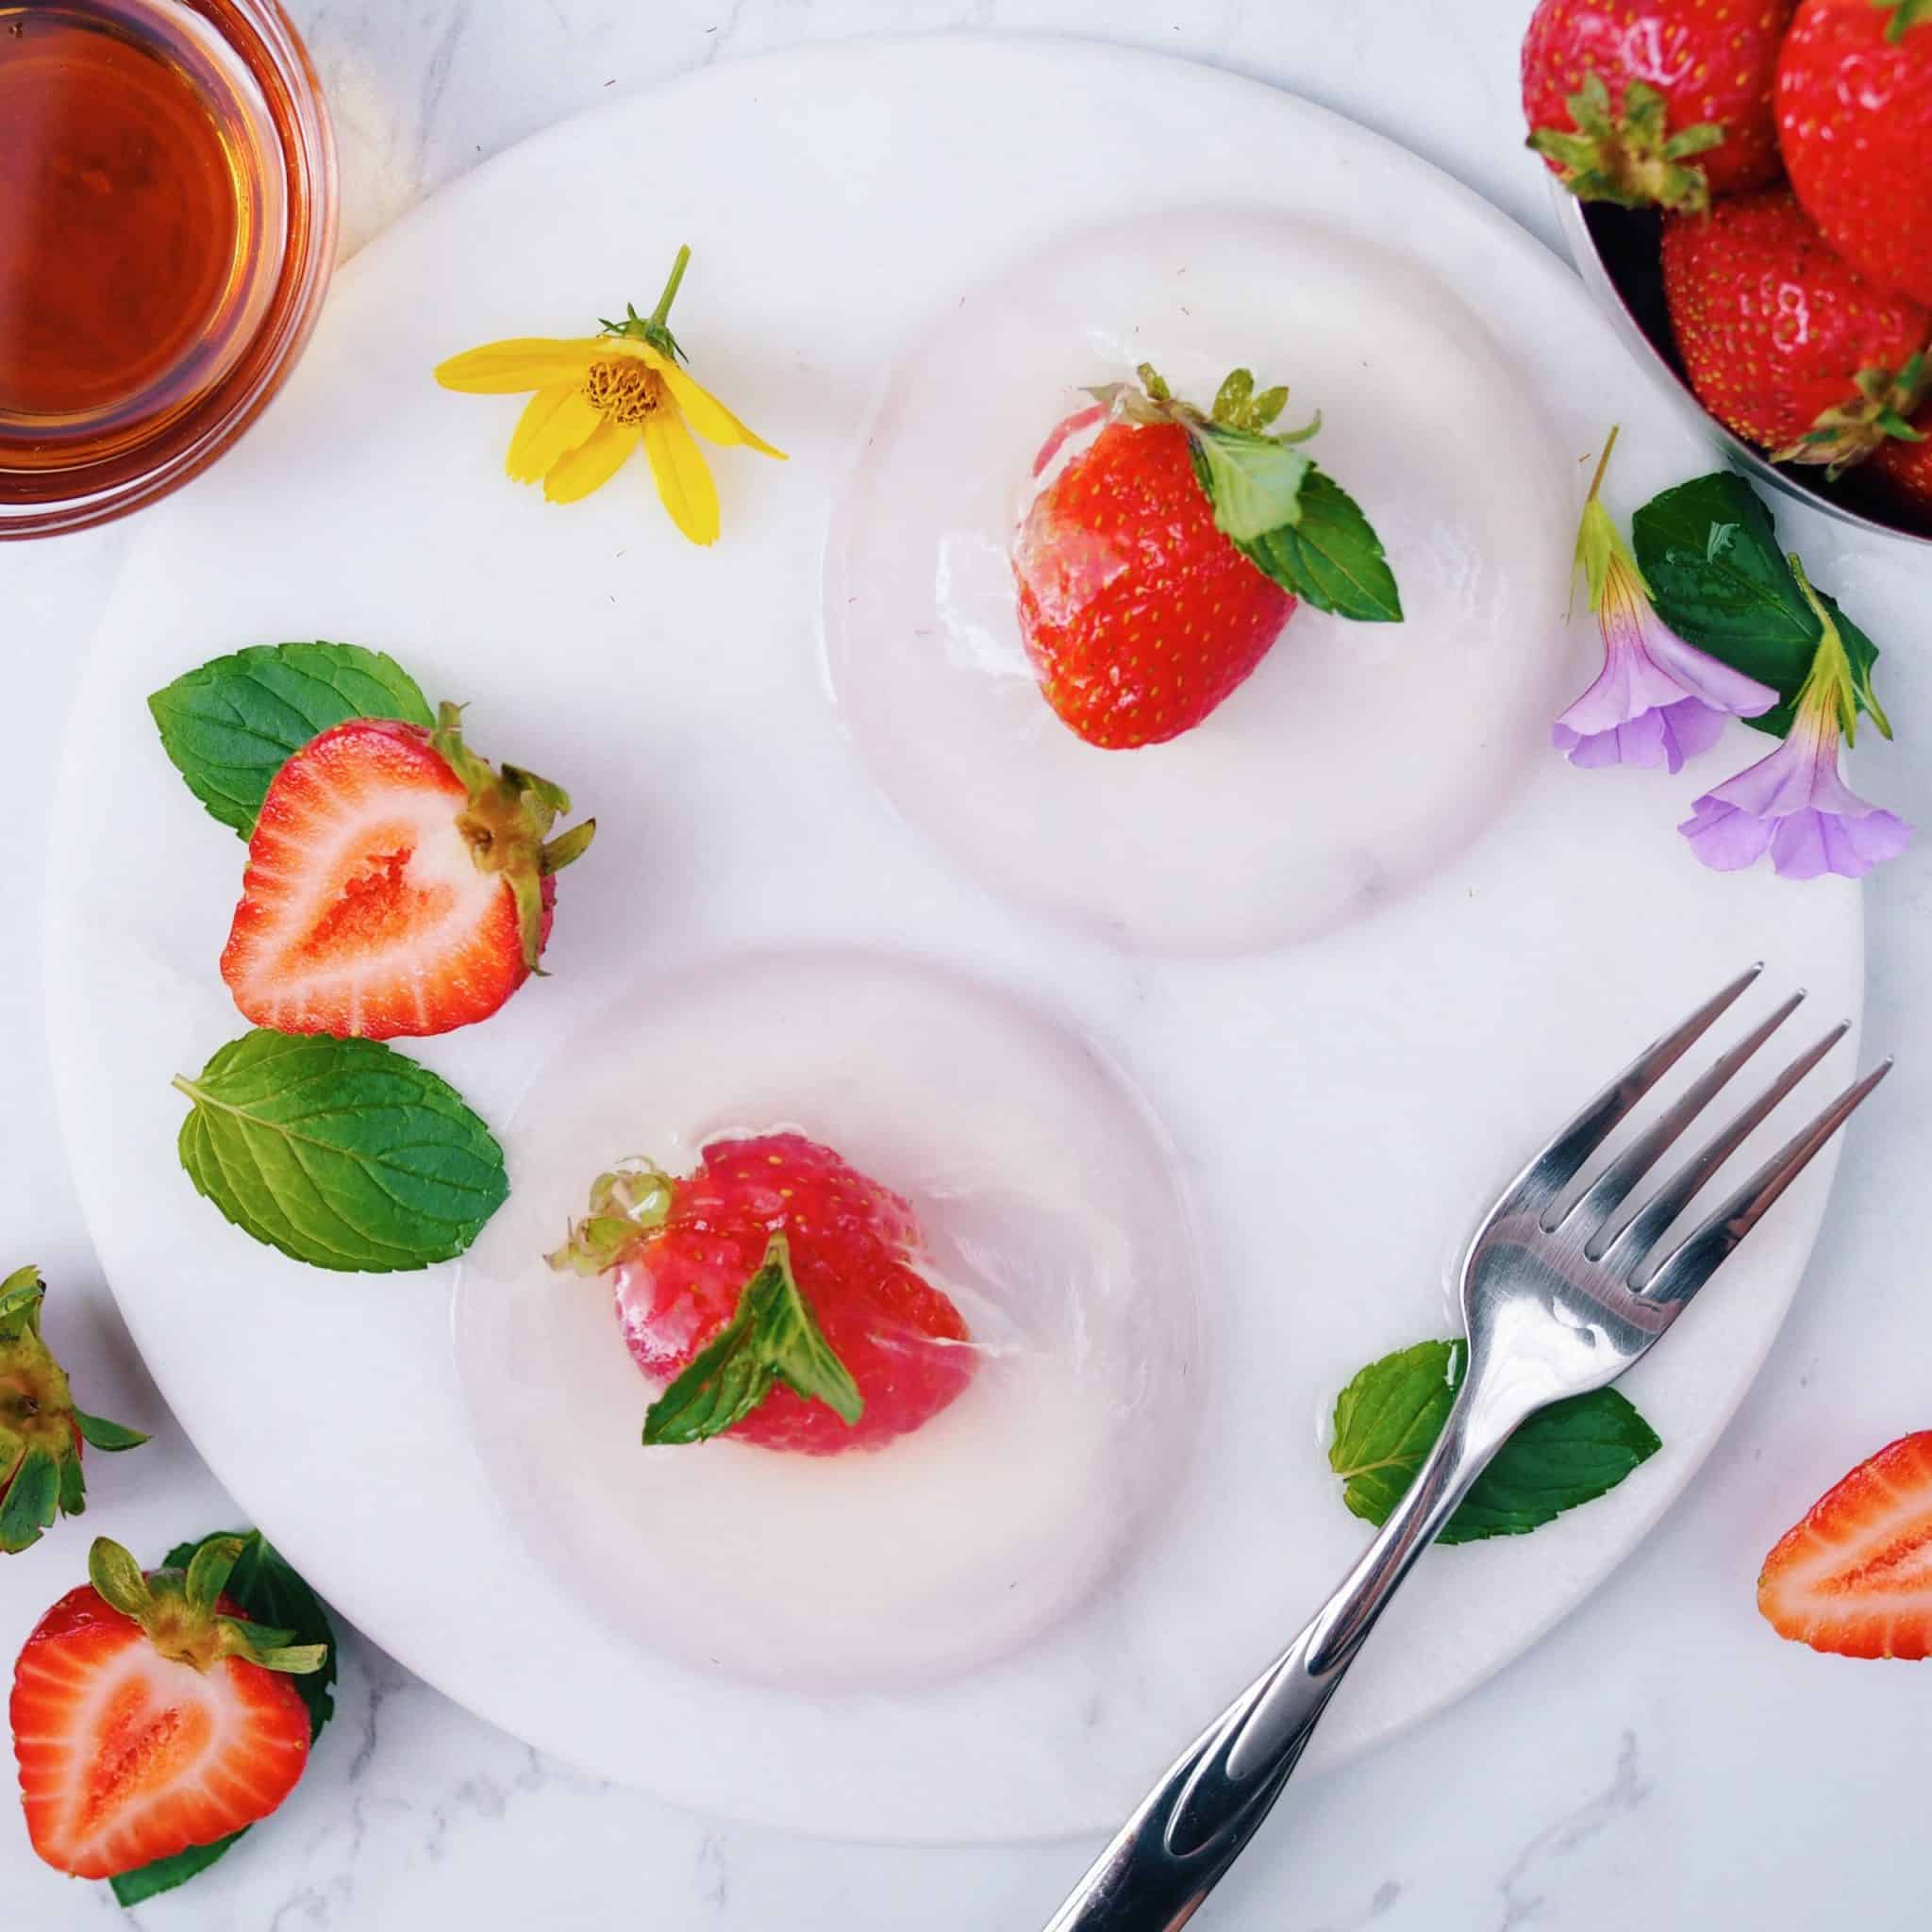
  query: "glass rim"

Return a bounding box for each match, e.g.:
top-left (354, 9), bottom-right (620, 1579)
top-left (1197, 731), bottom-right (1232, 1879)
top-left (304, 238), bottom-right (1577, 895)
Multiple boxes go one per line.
top-left (0, 0), bottom-right (340, 541)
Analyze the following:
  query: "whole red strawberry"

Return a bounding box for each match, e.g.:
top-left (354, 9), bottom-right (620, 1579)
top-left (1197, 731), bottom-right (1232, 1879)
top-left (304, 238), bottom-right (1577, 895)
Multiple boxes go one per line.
top-left (1777, 0), bottom-right (1932, 306)
top-left (0, 1267), bottom-right (145, 1556)
top-left (1013, 364), bottom-right (1397, 750)
top-left (12, 1536), bottom-right (325, 1876)
top-left (1660, 188), bottom-right (1932, 468)
top-left (1872, 403), bottom-right (1932, 525)
top-left (1758, 1430), bottom-right (1932, 1659)
top-left (221, 703), bottom-right (594, 1040)
top-left (550, 1132), bottom-right (974, 1454)
top-left (1523, 0), bottom-right (1793, 211)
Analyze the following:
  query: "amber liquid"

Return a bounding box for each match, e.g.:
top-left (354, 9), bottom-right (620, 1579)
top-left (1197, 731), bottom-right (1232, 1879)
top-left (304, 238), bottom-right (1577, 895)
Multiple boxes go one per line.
top-left (0, 1), bottom-right (287, 465)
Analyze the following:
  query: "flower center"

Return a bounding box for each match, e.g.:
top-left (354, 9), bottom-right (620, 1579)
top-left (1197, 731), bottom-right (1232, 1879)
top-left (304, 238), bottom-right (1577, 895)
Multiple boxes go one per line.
top-left (583, 358), bottom-right (664, 426)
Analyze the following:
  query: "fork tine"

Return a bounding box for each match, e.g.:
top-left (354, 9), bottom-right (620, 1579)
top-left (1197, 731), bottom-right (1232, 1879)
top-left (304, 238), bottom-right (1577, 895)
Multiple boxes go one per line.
top-left (1634, 1058), bottom-right (1891, 1305)
top-left (1501, 964), bottom-right (1762, 1216)
top-left (1601, 1021), bottom-right (1847, 1274)
top-left (1565, 991), bottom-right (1806, 1244)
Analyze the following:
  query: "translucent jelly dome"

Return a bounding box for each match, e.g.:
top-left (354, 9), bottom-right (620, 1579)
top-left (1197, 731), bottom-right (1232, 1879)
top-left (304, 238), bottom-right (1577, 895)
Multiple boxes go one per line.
top-left (823, 207), bottom-right (1574, 951)
top-left (453, 951), bottom-right (1200, 1688)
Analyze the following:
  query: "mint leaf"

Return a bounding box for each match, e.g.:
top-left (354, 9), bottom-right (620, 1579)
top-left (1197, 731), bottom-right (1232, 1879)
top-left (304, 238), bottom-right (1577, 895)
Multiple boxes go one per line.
top-left (174, 1031), bottom-right (508, 1273)
top-left (1237, 470), bottom-right (1404, 623)
top-left (1329, 1340), bottom-right (1660, 1543)
top-left (1632, 473), bottom-right (1885, 739)
top-left (1188, 424), bottom-right (1312, 541)
top-left (643, 1233), bottom-right (863, 1445)
top-left (110, 1531), bottom-right (335, 1907)
top-left (109, 1833), bottom-right (247, 1907)
top-left (149, 641), bottom-right (434, 836)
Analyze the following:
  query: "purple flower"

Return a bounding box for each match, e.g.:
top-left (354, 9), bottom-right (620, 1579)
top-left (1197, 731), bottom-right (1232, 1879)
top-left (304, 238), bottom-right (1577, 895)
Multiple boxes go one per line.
top-left (1679, 700), bottom-right (1910, 880)
top-left (1552, 429), bottom-right (1778, 773)
top-left (1679, 552), bottom-right (1909, 882)
top-left (1551, 580), bottom-right (1779, 773)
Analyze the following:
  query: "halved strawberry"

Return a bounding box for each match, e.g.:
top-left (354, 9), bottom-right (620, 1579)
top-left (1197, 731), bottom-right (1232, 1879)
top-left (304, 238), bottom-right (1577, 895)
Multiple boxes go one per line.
top-left (11, 1536), bottom-right (326, 1877)
top-left (1758, 1431), bottom-right (1932, 1660)
top-left (220, 704), bottom-right (594, 1040)
top-left (0, 1268), bottom-right (146, 1556)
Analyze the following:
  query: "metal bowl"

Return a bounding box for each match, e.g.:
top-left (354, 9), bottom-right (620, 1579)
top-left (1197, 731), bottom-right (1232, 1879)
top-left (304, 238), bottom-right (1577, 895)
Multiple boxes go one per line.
top-left (1553, 186), bottom-right (1932, 550)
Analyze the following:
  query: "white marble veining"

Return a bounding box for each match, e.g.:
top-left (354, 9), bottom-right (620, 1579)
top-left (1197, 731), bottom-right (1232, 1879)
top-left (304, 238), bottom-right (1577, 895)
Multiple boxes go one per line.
top-left (0, 2), bottom-right (1924, 1927)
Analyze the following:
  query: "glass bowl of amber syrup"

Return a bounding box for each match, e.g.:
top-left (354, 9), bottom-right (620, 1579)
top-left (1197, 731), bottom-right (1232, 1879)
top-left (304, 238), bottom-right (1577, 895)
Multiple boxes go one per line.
top-left (0, 0), bottom-right (336, 536)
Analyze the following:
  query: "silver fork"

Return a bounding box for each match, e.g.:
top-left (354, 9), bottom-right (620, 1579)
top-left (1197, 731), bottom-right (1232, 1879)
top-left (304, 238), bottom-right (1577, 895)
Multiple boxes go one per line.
top-left (1045, 965), bottom-right (1890, 1932)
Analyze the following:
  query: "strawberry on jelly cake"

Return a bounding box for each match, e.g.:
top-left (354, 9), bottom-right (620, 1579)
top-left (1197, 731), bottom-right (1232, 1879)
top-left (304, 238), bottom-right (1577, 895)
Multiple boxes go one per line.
top-left (550, 1131), bottom-right (974, 1453)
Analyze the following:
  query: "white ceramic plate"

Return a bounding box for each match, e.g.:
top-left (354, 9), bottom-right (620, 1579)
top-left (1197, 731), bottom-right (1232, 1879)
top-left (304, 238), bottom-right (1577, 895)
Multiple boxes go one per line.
top-left (45, 37), bottom-right (1861, 1842)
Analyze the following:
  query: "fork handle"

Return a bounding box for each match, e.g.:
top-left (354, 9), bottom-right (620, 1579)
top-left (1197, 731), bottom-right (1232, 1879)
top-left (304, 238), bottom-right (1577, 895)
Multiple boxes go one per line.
top-left (1042, 1384), bottom-right (1521, 1931)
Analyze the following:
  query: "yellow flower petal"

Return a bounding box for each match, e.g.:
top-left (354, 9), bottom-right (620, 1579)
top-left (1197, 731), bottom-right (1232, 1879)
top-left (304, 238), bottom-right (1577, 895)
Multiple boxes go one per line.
top-left (509, 391), bottom-right (602, 484)
top-left (655, 361), bottom-right (786, 459)
top-left (642, 409), bottom-right (721, 545)
top-left (436, 338), bottom-right (599, 394)
top-left (507, 386), bottom-right (577, 480)
top-left (543, 418), bottom-right (638, 504)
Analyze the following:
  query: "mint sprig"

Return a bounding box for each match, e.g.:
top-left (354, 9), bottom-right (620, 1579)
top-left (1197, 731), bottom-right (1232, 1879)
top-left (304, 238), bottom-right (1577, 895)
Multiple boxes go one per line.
top-left (1329, 1340), bottom-right (1660, 1543)
top-left (149, 641), bottom-right (434, 836)
top-left (1101, 362), bottom-right (1402, 624)
top-left (109, 1531), bottom-right (336, 1907)
top-left (643, 1233), bottom-right (863, 1445)
top-left (174, 1031), bottom-right (508, 1273)
top-left (1631, 473), bottom-right (1890, 740)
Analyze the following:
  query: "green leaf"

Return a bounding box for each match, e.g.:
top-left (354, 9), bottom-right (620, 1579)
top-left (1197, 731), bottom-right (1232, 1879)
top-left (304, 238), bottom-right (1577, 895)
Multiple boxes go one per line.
top-left (163, 1530), bottom-right (337, 1740)
top-left (149, 641), bottom-right (434, 837)
top-left (1189, 424), bottom-right (1312, 542)
top-left (110, 1832), bottom-right (249, 1908)
top-left (173, 1031), bottom-right (508, 1273)
top-left (1329, 1340), bottom-right (1661, 1543)
top-left (1238, 469), bottom-right (1404, 623)
top-left (72, 1408), bottom-right (149, 1452)
top-left (0, 1446), bottom-right (59, 1553)
top-left (1632, 473), bottom-right (1885, 739)
top-left (643, 1233), bottom-right (863, 1445)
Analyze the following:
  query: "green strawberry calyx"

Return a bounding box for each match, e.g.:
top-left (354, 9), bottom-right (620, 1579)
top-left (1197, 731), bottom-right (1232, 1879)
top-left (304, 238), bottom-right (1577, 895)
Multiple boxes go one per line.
top-left (1880, 1), bottom-right (1932, 44)
top-left (1527, 74), bottom-right (1724, 214)
top-left (89, 1535), bottom-right (327, 1675)
top-left (546, 1161), bottom-right (677, 1275)
top-left (1776, 353), bottom-right (1931, 476)
top-left (430, 703), bottom-right (597, 974)
top-left (1087, 363), bottom-right (1403, 625)
top-left (0, 1267), bottom-right (148, 1557)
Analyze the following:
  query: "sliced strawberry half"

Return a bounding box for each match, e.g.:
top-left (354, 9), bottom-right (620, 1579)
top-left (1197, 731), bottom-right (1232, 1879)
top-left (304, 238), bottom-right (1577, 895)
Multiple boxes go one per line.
top-left (1758, 1430), bottom-right (1932, 1660)
top-left (220, 704), bottom-right (594, 1040)
top-left (11, 1537), bottom-right (325, 1877)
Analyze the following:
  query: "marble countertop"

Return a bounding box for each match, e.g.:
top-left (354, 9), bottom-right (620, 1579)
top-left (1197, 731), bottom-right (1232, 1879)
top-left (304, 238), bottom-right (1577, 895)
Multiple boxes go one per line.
top-left (2, 3), bottom-right (1924, 1927)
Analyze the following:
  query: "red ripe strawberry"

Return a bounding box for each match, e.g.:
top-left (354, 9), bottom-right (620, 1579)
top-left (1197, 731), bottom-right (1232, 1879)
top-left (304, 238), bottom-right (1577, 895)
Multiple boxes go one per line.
top-left (550, 1132), bottom-right (974, 1454)
top-left (1757, 1431), bottom-right (1932, 1659)
top-left (1016, 411), bottom-right (1293, 749)
top-left (1522, 0), bottom-right (1793, 211)
top-left (1872, 403), bottom-right (1932, 525)
top-left (1777, 0), bottom-right (1932, 307)
top-left (1660, 188), bottom-right (1932, 469)
top-left (0, 1267), bottom-right (145, 1557)
top-left (221, 703), bottom-right (594, 1040)
top-left (11, 1537), bottom-right (325, 1876)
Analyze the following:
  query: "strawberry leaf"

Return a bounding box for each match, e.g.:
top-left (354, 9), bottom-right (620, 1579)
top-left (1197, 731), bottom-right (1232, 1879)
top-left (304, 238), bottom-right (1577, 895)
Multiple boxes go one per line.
top-left (1632, 473), bottom-right (1887, 738)
top-left (111, 1530), bottom-right (336, 1907)
top-left (149, 641), bottom-right (434, 837)
top-left (173, 1031), bottom-right (508, 1273)
top-left (643, 1233), bottom-right (863, 1445)
top-left (1330, 1340), bottom-right (1660, 1543)
top-left (0, 1445), bottom-right (59, 1553)
top-left (1236, 470), bottom-right (1403, 623)
top-left (72, 1408), bottom-right (148, 1452)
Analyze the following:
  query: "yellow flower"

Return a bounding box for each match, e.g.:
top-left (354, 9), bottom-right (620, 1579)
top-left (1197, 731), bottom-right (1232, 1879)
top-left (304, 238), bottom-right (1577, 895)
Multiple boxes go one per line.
top-left (433, 245), bottom-right (784, 545)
